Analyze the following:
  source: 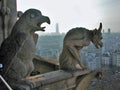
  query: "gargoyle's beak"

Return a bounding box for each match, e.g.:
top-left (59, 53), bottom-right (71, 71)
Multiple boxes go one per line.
top-left (38, 15), bottom-right (51, 31)
top-left (42, 16), bottom-right (50, 24)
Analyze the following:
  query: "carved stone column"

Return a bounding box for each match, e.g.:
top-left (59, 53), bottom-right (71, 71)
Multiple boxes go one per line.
top-left (0, 0), bottom-right (17, 45)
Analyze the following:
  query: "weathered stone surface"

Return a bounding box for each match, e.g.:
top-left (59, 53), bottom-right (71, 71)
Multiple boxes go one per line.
top-left (59, 23), bottom-right (103, 71)
top-left (0, 8), bottom-right (50, 89)
top-left (75, 71), bottom-right (102, 90)
top-left (20, 69), bottom-right (101, 90)
top-left (27, 70), bottom-right (72, 86)
top-left (70, 69), bottom-right (91, 77)
top-left (25, 69), bottom-right (90, 89)
top-left (32, 55), bottom-right (59, 75)
top-left (0, 0), bottom-right (17, 45)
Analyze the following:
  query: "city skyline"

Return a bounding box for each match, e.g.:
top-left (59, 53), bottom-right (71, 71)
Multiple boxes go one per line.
top-left (17, 0), bottom-right (120, 33)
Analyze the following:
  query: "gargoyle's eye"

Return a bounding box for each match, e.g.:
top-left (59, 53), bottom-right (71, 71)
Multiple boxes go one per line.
top-left (30, 14), bottom-right (36, 18)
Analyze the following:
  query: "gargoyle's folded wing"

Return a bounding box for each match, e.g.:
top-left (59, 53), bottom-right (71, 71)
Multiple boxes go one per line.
top-left (0, 32), bottom-right (26, 77)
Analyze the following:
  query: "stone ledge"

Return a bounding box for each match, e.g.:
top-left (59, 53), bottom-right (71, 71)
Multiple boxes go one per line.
top-left (25, 69), bottom-right (91, 89)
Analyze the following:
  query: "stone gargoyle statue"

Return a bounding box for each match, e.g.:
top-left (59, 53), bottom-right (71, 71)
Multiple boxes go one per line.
top-left (0, 9), bottom-right (50, 88)
top-left (59, 23), bottom-right (103, 71)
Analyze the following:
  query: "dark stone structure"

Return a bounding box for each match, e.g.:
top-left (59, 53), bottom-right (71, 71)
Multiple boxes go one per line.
top-left (0, 9), bottom-right (50, 89)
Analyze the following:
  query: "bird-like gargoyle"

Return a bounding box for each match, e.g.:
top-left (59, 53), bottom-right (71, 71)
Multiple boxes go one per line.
top-left (0, 9), bottom-right (50, 87)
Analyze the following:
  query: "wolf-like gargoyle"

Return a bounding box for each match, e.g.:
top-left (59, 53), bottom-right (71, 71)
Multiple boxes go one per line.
top-left (0, 9), bottom-right (50, 88)
top-left (59, 23), bottom-right (103, 71)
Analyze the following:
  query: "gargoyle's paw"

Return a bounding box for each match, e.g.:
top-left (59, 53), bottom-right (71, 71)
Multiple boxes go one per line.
top-left (76, 64), bottom-right (88, 70)
top-left (76, 64), bottom-right (83, 70)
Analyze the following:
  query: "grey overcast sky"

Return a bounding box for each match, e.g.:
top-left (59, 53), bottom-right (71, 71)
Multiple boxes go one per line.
top-left (17, 0), bottom-right (120, 33)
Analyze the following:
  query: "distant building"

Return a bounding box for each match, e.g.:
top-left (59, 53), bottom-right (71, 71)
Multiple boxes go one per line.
top-left (36, 34), bottom-right (65, 59)
top-left (102, 53), bottom-right (111, 65)
top-left (56, 23), bottom-right (59, 34)
top-left (116, 54), bottom-right (120, 67)
top-left (81, 44), bottom-right (102, 70)
top-left (112, 52), bottom-right (120, 67)
top-left (102, 32), bottom-right (120, 52)
top-left (87, 60), bottom-right (97, 70)
top-left (108, 28), bottom-right (111, 34)
top-left (102, 32), bottom-right (120, 67)
top-left (85, 52), bottom-right (101, 70)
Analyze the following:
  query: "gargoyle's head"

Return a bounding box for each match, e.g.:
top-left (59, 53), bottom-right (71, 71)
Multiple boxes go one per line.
top-left (21, 9), bottom-right (50, 32)
top-left (91, 23), bottom-right (103, 49)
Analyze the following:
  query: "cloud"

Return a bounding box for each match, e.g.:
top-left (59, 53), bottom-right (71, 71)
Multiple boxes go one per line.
top-left (98, 0), bottom-right (120, 32)
top-left (17, 0), bottom-right (120, 32)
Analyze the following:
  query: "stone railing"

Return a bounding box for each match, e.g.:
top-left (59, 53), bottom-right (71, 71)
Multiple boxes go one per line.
top-left (17, 69), bottom-right (101, 90)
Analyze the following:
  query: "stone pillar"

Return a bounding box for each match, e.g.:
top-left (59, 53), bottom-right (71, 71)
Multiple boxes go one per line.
top-left (0, 0), bottom-right (17, 45)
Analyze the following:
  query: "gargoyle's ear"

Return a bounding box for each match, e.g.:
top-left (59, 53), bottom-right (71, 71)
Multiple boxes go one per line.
top-left (93, 28), bottom-right (97, 35)
top-left (98, 22), bottom-right (102, 32)
top-left (17, 11), bottom-right (23, 18)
